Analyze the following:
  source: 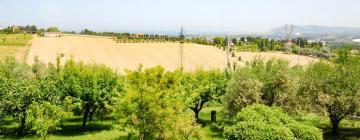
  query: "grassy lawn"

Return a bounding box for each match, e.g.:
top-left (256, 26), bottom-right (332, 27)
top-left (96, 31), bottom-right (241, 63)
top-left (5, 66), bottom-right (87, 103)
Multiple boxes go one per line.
top-left (0, 34), bottom-right (32, 61)
top-left (0, 116), bottom-right (131, 140)
top-left (0, 105), bottom-right (224, 140)
top-left (2, 104), bottom-right (360, 140)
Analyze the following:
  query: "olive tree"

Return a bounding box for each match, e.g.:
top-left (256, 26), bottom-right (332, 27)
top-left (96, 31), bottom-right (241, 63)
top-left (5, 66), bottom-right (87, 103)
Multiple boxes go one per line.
top-left (0, 57), bottom-right (63, 134)
top-left (224, 74), bottom-right (262, 117)
top-left (232, 58), bottom-right (299, 112)
top-left (299, 61), bottom-right (360, 134)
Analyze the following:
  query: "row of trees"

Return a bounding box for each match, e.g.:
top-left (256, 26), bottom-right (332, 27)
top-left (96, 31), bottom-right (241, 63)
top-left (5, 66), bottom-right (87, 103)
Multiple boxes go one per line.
top-left (1, 49), bottom-right (359, 139)
top-left (0, 25), bottom-right (60, 34)
top-left (0, 25), bottom-right (38, 34)
top-left (0, 56), bottom-right (229, 139)
top-left (224, 51), bottom-right (360, 135)
top-left (0, 56), bottom-right (120, 137)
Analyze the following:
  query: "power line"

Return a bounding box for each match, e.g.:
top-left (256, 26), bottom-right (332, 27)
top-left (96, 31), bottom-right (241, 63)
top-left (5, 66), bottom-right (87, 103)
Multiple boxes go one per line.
top-left (179, 26), bottom-right (185, 69)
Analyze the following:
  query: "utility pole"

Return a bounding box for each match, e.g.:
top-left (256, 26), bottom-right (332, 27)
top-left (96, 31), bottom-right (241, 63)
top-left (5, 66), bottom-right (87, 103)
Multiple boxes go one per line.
top-left (296, 33), bottom-right (302, 66)
top-left (179, 27), bottom-right (185, 69)
top-left (226, 36), bottom-right (232, 72)
top-left (284, 24), bottom-right (294, 52)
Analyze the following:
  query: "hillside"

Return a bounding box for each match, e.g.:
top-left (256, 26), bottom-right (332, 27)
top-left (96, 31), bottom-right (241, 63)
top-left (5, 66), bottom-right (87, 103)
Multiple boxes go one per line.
top-left (269, 25), bottom-right (360, 40)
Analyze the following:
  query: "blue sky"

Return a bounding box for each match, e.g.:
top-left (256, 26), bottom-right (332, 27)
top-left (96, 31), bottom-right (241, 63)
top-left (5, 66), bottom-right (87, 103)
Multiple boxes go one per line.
top-left (0, 0), bottom-right (359, 34)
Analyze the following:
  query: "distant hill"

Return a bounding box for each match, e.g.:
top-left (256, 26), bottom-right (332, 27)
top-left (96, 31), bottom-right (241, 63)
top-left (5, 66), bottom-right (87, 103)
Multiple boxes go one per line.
top-left (269, 25), bottom-right (360, 39)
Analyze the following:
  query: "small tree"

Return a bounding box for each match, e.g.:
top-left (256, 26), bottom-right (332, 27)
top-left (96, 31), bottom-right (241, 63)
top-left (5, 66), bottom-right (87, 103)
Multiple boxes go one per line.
top-left (115, 66), bottom-right (198, 139)
top-left (183, 70), bottom-right (228, 122)
top-left (62, 60), bottom-right (120, 130)
top-left (213, 37), bottom-right (225, 47)
top-left (46, 27), bottom-right (60, 32)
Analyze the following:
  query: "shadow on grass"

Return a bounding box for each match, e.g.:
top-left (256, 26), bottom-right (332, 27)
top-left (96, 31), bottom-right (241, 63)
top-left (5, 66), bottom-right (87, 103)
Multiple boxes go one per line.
top-left (323, 127), bottom-right (360, 140)
top-left (54, 122), bottom-right (113, 136)
top-left (0, 119), bottom-right (20, 137)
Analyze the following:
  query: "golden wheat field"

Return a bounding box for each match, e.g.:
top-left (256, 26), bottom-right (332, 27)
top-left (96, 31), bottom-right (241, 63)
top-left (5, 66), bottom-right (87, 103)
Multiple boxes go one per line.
top-left (26, 35), bottom-right (318, 73)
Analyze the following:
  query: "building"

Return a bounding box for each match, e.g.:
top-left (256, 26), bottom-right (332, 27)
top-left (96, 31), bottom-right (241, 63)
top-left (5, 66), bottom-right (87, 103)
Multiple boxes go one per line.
top-left (353, 39), bottom-right (360, 43)
top-left (44, 32), bottom-right (63, 37)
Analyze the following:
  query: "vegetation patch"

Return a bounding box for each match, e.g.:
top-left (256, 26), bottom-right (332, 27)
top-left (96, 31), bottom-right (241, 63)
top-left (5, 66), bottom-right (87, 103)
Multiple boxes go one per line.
top-left (223, 104), bottom-right (323, 140)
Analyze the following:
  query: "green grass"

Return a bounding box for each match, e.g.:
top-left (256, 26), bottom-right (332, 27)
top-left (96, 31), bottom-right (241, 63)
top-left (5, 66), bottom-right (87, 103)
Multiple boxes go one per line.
top-left (197, 104), bottom-right (225, 140)
top-left (0, 116), bottom-right (131, 140)
top-left (0, 34), bottom-right (32, 61)
top-left (235, 43), bottom-right (259, 51)
top-left (2, 106), bottom-right (360, 140)
top-left (294, 113), bottom-right (360, 140)
top-left (0, 105), bottom-right (225, 140)
top-left (0, 34), bottom-right (32, 46)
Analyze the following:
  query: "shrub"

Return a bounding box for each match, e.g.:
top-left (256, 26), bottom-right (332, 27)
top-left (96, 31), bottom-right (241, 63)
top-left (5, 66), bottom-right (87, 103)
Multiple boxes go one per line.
top-left (223, 121), bottom-right (295, 140)
top-left (287, 123), bottom-right (323, 140)
top-left (223, 104), bottom-right (322, 140)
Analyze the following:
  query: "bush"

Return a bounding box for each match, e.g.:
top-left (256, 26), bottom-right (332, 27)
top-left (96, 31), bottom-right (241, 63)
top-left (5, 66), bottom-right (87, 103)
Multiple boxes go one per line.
top-left (223, 104), bottom-right (322, 140)
top-left (223, 121), bottom-right (295, 140)
top-left (287, 123), bottom-right (323, 140)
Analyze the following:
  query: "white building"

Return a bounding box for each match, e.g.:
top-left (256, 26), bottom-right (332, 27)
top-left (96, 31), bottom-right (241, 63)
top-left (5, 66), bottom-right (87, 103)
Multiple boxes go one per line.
top-left (352, 39), bottom-right (360, 43)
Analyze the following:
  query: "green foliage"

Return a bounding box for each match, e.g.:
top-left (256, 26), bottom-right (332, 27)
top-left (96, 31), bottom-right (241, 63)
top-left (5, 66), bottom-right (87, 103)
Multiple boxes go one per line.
top-left (62, 59), bottom-right (121, 129)
top-left (229, 58), bottom-right (299, 113)
top-left (213, 37), bottom-right (225, 47)
top-left (0, 57), bottom-right (66, 134)
top-left (224, 121), bottom-right (295, 140)
top-left (224, 76), bottom-right (262, 117)
top-left (0, 25), bottom-right (38, 34)
top-left (299, 61), bottom-right (360, 134)
top-left (223, 104), bottom-right (322, 140)
top-left (115, 66), bottom-right (198, 139)
top-left (336, 48), bottom-right (350, 64)
top-left (183, 69), bottom-right (228, 121)
top-left (46, 27), bottom-right (60, 32)
top-left (26, 100), bottom-right (72, 137)
top-left (287, 123), bottom-right (323, 140)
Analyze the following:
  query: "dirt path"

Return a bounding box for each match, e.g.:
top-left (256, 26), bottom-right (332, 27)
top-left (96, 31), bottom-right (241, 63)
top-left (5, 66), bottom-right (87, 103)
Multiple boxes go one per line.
top-left (27, 35), bottom-right (318, 73)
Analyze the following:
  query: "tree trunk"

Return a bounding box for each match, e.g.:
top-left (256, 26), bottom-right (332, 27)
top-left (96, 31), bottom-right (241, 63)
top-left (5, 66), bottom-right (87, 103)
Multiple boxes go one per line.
top-left (191, 99), bottom-right (207, 122)
top-left (89, 107), bottom-right (97, 122)
top-left (194, 110), bottom-right (200, 122)
top-left (19, 111), bottom-right (27, 135)
top-left (139, 133), bottom-right (145, 140)
top-left (331, 118), bottom-right (340, 135)
top-left (82, 102), bottom-right (90, 130)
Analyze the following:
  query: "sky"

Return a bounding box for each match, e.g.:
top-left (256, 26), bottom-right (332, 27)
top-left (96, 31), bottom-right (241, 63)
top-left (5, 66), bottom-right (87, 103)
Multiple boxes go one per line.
top-left (0, 0), bottom-right (360, 34)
